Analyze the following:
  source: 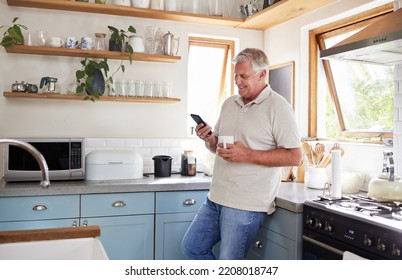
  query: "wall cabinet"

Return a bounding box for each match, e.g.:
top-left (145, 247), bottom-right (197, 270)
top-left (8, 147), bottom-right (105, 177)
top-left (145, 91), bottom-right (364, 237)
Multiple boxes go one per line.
top-left (0, 195), bottom-right (80, 231)
top-left (154, 190), bottom-right (208, 260)
top-left (80, 192), bottom-right (154, 260)
top-left (247, 207), bottom-right (303, 260)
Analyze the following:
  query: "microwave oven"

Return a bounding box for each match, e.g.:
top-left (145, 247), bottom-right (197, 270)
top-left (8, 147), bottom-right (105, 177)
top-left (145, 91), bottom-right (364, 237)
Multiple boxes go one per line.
top-left (3, 138), bottom-right (85, 182)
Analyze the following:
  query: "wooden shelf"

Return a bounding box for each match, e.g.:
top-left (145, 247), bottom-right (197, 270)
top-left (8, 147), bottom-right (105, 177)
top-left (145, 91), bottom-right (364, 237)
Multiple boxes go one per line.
top-left (7, 0), bottom-right (242, 28)
top-left (3, 92), bottom-right (181, 103)
top-left (7, 0), bottom-right (336, 31)
top-left (5, 45), bottom-right (181, 63)
top-left (237, 0), bottom-right (336, 30)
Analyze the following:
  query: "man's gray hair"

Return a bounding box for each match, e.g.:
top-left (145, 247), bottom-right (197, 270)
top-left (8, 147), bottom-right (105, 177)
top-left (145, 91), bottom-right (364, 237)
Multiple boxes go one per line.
top-left (232, 48), bottom-right (270, 73)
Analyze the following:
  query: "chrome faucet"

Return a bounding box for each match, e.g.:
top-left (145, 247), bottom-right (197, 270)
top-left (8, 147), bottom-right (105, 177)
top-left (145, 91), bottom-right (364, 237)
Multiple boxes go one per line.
top-left (0, 139), bottom-right (50, 188)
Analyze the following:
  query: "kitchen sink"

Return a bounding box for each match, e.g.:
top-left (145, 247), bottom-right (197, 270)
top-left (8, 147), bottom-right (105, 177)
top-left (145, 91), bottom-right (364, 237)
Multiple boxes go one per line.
top-left (0, 237), bottom-right (109, 260)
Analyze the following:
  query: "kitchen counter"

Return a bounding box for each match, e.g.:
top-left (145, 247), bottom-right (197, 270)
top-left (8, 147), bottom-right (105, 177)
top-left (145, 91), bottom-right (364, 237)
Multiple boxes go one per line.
top-left (0, 174), bottom-right (323, 213)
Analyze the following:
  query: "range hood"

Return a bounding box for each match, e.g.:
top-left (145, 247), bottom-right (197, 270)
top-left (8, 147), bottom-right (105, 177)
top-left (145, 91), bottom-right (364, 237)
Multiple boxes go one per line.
top-left (320, 8), bottom-right (402, 65)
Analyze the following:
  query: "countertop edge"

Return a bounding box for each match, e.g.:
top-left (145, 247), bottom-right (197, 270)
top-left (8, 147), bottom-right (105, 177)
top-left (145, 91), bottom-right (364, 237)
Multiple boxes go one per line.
top-left (0, 175), bottom-right (323, 213)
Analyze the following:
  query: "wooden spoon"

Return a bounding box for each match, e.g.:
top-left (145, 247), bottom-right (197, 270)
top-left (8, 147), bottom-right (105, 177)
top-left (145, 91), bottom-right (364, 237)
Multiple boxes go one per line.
top-left (301, 142), bottom-right (314, 165)
top-left (315, 143), bottom-right (325, 166)
top-left (317, 153), bottom-right (331, 168)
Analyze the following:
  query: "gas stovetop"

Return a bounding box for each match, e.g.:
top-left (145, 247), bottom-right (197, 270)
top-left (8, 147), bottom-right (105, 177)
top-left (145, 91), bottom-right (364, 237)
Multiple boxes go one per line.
top-left (303, 195), bottom-right (402, 260)
top-left (305, 195), bottom-right (402, 233)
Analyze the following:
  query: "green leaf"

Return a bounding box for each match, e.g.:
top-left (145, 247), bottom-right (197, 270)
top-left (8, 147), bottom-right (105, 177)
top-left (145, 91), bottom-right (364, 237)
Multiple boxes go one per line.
top-left (86, 75), bottom-right (94, 88)
top-left (0, 36), bottom-right (13, 47)
top-left (128, 26), bottom-right (136, 34)
top-left (108, 26), bottom-right (118, 33)
top-left (76, 70), bottom-right (85, 80)
top-left (76, 85), bottom-right (84, 93)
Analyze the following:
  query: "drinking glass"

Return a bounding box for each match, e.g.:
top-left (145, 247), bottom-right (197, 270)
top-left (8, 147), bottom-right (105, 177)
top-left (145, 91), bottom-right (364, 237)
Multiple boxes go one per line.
top-left (144, 80), bottom-right (153, 97)
top-left (36, 30), bottom-right (47, 46)
top-left (135, 80), bottom-right (144, 97)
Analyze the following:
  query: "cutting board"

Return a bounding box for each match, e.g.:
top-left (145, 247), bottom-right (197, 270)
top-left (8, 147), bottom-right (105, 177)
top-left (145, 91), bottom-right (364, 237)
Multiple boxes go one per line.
top-left (0, 225), bottom-right (101, 244)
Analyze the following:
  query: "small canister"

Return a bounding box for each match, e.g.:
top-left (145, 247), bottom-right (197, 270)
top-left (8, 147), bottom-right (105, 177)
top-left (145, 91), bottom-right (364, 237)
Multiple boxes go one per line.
top-left (181, 150), bottom-right (196, 176)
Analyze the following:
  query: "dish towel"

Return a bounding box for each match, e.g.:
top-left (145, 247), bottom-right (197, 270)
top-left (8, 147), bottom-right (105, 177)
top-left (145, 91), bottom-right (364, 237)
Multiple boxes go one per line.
top-left (343, 251), bottom-right (367, 260)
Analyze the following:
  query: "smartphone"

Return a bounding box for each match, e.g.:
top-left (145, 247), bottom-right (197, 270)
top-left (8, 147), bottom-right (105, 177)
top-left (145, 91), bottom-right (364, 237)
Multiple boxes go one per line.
top-left (190, 114), bottom-right (212, 135)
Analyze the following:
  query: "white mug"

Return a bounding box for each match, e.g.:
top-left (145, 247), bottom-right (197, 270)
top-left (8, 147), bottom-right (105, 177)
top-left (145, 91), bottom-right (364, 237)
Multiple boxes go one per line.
top-left (150, 0), bottom-right (163, 10)
top-left (165, 0), bottom-right (178, 11)
top-left (218, 136), bottom-right (234, 149)
top-left (49, 36), bottom-right (65, 48)
top-left (80, 37), bottom-right (95, 50)
top-left (66, 36), bottom-right (79, 49)
top-left (131, 0), bottom-right (149, 8)
top-left (128, 35), bottom-right (145, 52)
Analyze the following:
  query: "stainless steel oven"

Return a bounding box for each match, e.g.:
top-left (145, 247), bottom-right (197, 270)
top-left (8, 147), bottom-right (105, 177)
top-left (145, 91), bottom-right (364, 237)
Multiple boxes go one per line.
top-left (303, 197), bottom-right (402, 260)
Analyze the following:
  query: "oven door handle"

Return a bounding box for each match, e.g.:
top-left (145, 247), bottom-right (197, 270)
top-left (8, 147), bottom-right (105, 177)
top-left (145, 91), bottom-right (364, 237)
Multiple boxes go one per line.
top-left (303, 235), bottom-right (344, 257)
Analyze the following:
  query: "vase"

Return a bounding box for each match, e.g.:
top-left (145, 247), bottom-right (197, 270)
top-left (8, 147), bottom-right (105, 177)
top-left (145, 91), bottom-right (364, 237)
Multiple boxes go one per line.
top-left (85, 69), bottom-right (105, 96)
top-left (109, 38), bottom-right (122, 52)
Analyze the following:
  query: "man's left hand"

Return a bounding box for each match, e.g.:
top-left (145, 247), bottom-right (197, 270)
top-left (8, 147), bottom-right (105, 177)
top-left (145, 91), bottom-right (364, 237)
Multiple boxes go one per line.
top-left (217, 141), bottom-right (249, 163)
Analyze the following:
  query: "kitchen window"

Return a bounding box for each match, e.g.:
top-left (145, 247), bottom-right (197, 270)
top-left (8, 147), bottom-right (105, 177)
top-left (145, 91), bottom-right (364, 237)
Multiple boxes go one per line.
top-left (309, 4), bottom-right (394, 142)
top-left (187, 37), bottom-right (235, 134)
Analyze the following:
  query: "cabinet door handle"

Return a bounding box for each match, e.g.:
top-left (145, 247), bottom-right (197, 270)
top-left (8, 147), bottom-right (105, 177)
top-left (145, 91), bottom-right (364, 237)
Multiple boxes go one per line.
top-left (254, 240), bottom-right (263, 248)
top-left (112, 201), bottom-right (126, 207)
top-left (183, 198), bottom-right (196, 205)
top-left (32, 204), bottom-right (48, 211)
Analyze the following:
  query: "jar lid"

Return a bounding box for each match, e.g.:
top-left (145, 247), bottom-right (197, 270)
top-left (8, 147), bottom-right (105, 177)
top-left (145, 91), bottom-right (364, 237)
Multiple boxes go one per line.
top-left (95, 33), bottom-right (106, 38)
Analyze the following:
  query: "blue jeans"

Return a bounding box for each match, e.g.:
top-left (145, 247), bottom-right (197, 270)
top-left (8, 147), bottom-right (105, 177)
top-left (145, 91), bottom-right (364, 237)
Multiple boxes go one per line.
top-left (181, 197), bottom-right (266, 260)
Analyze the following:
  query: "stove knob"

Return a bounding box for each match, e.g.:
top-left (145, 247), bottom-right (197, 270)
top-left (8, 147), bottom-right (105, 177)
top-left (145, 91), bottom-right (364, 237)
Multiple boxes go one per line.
top-left (324, 222), bottom-right (334, 233)
top-left (392, 245), bottom-right (400, 257)
top-left (306, 217), bottom-right (313, 225)
top-left (377, 239), bottom-right (386, 251)
top-left (363, 235), bottom-right (372, 247)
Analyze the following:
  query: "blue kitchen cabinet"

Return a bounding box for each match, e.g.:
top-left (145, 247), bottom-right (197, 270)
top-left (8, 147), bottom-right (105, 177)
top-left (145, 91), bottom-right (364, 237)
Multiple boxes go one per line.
top-left (0, 195), bottom-right (80, 231)
top-left (155, 190), bottom-right (208, 260)
top-left (247, 207), bottom-right (303, 260)
top-left (80, 192), bottom-right (154, 260)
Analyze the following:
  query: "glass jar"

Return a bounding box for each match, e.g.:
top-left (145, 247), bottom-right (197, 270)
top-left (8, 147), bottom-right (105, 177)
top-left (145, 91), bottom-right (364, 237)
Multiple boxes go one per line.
top-left (94, 33), bottom-right (107, 51)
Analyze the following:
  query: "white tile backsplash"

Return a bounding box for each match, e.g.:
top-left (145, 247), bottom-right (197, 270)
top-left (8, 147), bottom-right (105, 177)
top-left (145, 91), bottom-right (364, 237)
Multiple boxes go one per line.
top-left (85, 137), bottom-right (199, 174)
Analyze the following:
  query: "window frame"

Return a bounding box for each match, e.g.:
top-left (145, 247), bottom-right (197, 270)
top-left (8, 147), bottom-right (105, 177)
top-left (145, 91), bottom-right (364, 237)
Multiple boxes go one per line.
top-left (188, 36), bottom-right (235, 103)
top-left (308, 3), bottom-right (394, 141)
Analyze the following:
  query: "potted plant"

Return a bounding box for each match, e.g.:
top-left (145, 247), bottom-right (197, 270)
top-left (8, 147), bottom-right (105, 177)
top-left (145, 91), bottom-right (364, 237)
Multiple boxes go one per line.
top-left (107, 25), bottom-right (136, 62)
top-left (0, 17), bottom-right (28, 47)
top-left (75, 57), bottom-right (127, 102)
